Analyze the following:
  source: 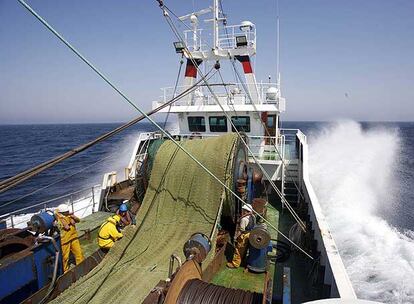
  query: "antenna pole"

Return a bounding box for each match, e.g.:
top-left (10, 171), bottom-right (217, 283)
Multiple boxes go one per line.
top-left (276, 0), bottom-right (280, 88)
top-left (213, 0), bottom-right (219, 49)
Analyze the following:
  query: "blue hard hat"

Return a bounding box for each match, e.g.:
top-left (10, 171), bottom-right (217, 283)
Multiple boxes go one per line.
top-left (119, 203), bottom-right (128, 212)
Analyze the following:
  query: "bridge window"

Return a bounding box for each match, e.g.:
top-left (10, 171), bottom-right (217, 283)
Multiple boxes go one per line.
top-left (231, 116), bottom-right (250, 132)
top-left (209, 116), bottom-right (227, 132)
top-left (188, 116), bottom-right (206, 132)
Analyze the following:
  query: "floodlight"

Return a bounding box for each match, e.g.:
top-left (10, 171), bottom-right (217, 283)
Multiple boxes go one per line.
top-left (236, 35), bottom-right (248, 47)
top-left (173, 41), bottom-right (185, 53)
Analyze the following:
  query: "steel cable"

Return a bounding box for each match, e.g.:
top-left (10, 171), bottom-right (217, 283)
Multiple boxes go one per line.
top-left (177, 279), bottom-right (262, 304)
top-left (17, 0), bottom-right (312, 260)
top-left (230, 58), bottom-right (306, 201)
top-left (0, 65), bottom-right (209, 194)
top-left (163, 56), bottom-right (184, 128)
top-left (159, 3), bottom-right (307, 231)
top-left (174, 1), bottom-right (304, 221)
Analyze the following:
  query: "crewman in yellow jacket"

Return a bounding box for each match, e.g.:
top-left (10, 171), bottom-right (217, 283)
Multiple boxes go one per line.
top-left (227, 204), bottom-right (255, 268)
top-left (98, 215), bottom-right (123, 252)
top-left (55, 203), bottom-right (84, 272)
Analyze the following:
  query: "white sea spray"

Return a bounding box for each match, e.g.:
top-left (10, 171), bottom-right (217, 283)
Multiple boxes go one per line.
top-left (308, 120), bottom-right (414, 303)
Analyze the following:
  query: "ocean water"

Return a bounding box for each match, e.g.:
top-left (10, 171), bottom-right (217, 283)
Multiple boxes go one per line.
top-left (0, 121), bottom-right (413, 303)
top-left (302, 121), bottom-right (414, 304)
top-left (0, 122), bottom-right (160, 215)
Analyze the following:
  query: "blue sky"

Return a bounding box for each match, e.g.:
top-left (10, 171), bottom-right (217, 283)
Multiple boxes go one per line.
top-left (1, 0), bottom-right (413, 123)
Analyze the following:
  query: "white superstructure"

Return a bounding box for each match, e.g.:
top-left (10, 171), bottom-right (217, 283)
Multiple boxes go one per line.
top-left (152, 0), bottom-right (289, 183)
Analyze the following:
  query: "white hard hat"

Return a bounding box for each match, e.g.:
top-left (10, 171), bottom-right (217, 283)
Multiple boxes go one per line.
top-left (242, 204), bottom-right (253, 212)
top-left (122, 200), bottom-right (129, 204)
top-left (57, 203), bottom-right (69, 213)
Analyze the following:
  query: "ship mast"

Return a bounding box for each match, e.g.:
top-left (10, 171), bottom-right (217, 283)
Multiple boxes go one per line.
top-left (276, 0), bottom-right (281, 89)
top-left (213, 0), bottom-right (219, 50)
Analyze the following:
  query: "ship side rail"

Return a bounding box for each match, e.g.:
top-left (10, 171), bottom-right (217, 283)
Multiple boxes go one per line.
top-left (0, 131), bottom-right (165, 230)
top-left (125, 132), bottom-right (162, 180)
top-left (155, 82), bottom-right (285, 109)
top-left (0, 185), bottom-right (101, 229)
top-left (97, 132), bottom-right (164, 211)
top-left (296, 131), bottom-right (356, 299)
top-left (175, 133), bottom-right (286, 161)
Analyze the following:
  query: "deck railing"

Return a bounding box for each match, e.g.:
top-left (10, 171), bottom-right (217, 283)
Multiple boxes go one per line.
top-left (157, 82), bottom-right (283, 108)
top-left (0, 185), bottom-right (100, 229)
top-left (183, 23), bottom-right (256, 52)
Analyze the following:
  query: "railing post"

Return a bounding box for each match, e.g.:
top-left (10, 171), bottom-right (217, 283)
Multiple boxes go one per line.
top-left (70, 195), bottom-right (74, 213)
top-left (281, 135), bottom-right (286, 209)
top-left (92, 186), bottom-right (95, 213)
top-left (10, 215), bottom-right (14, 228)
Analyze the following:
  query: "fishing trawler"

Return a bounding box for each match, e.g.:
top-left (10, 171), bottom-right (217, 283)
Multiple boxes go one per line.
top-left (0, 1), bottom-right (380, 303)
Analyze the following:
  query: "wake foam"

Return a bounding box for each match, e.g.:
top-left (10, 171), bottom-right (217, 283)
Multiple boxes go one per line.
top-left (308, 121), bottom-right (414, 303)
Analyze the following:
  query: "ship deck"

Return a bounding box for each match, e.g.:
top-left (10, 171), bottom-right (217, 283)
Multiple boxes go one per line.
top-left (210, 197), bottom-right (315, 303)
top-left (77, 211), bottom-right (112, 257)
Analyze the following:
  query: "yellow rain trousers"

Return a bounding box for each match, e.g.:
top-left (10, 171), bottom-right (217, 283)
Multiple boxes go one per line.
top-left (229, 232), bottom-right (250, 267)
top-left (56, 214), bottom-right (84, 273)
top-left (50, 134), bottom-right (240, 304)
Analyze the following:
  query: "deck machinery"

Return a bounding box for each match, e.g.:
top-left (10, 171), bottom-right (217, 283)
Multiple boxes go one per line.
top-left (0, 1), bottom-right (364, 303)
top-left (0, 212), bottom-right (62, 303)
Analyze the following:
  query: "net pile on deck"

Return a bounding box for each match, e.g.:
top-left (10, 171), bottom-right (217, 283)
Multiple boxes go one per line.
top-left (52, 134), bottom-right (239, 304)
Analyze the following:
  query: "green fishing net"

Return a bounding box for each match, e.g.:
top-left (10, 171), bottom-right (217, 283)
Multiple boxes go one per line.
top-left (52, 133), bottom-right (239, 304)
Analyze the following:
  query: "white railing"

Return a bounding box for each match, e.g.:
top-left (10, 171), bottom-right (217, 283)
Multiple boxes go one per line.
top-left (299, 134), bottom-right (356, 298)
top-left (217, 24), bottom-right (256, 50)
top-left (183, 29), bottom-right (208, 52)
top-left (125, 132), bottom-right (162, 180)
top-left (0, 185), bottom-right (101, 229)
top-left (158, 82), bottom-right (282, 107)
top-left (175, 133), bottom-right (288, 162)
top-left (183, 23), bottom-right (256, 52)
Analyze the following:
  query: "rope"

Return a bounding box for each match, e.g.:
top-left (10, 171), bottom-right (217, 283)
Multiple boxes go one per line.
top-left (230, 57), bottom-right (306, 202)
top-left (0, 184), bottom-right (99, 219)
top-left (0, 152), bottom-right (114, 211)
top-left (158, 3), bottom-right (306, 232)
top-left (217, 68), bottom-right (238, 118)
top-left (17, 0), bottom-right (312, 260)
top-left (157, 2), bottom-right (310, 254)
top-left (0, 60), bottom-right (207, 194)
top-left (163, 56), bottom-right (184, 129)
top-left (177, 279), bottom-right (261, 304)
top-left (164, 2), bottom-right (304, 207)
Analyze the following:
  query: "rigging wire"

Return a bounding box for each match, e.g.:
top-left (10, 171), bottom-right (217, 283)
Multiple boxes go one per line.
top-left (212, 0), bottom-right (304, 202)
top-left (16, 0), bottom-right (312, 259)
top-left (217, 68), bottom-right (238, 118)
top-left (218, 0), bottom-right (303, 202)
top-left (0, 153), bottom-right (115, 211)
top-left (158, 2), bottom-right (306, 231)
top-left (163, 3), bottom-right (307, 231)
top-left (163, 56), bottom-right (184, 129)
top-left (0, 64), bottom-right (208, 194)
top-left (229, 57), bottom-right (305, 202)
top-left (160, 2), bottom-right (306, 218)
top-left (0, 184), bottom-right (99, 220)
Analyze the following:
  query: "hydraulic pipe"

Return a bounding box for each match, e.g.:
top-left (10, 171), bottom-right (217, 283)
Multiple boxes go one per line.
top-left (37, 235), bottom-right (60, 304)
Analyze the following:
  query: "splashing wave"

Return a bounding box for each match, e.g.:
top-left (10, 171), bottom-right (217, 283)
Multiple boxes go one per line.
top-left (308, 121), bottom-right (414, 303)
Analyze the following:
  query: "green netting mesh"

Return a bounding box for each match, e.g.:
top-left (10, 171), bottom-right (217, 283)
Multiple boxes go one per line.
top-left (52, 134), bottom-right (239, 304)
top-left (145, 137), bottom-right (166, 176)
top-left (135, 138), bottom-right (166, 202)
